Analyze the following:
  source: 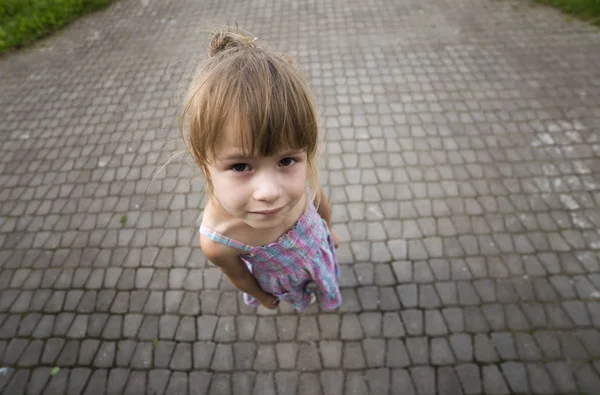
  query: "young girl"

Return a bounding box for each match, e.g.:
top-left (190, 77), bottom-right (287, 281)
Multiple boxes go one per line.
top-left (180, 27), bottom-right (342, 311)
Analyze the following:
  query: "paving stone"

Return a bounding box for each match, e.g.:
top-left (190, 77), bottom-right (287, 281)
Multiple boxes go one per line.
top-left (383, 312), bottom-right (405, 337)
top-left (3, 369), bottom-right (28, 395)
top-left (576, 329), bottom-right (600, 357)
top-left (341, 314), bottom-right (363, 340)
top-left (297, 316), bottom-right (319, 341)
top-left (515, 333), bottom-right (543, 361)
top-left (490, 332), bottom-right (516, 360)
top-left (532, 330), bottom-right (562, 359)
top-left (176, 316), bottom-right (198, 342)
top-left (362, 338), bottom-right (385, 368)
top-left (500, 362), bottom-right (528, 393)
top-left (235, 316), bottom-right (258, 340)
top-left (255, 317), bottom-right (277, 342)
top-left (482, 365), bottom-right (510, 394)
top-left (169, 342), bottom-right (192, 370)
top-left (431, 337), bottom-right (455, 365)
top-left (275, 342), bottom-right (298, 369)
top-left (558, 332), bottom-right (589, 360)
top-left (392, 261), bottom-right (412, 283)
top-left (18, 339), bottom-right (44, 367)
top-left (474, 334), bottom-right (499, 363)
top-left (342, 342), bottom-right (366, 369)
top-left (527, 364), bottom-right (555, 394)
top-left (455, 364), bottom-right (481, 395)
top-left (437, 367), bottom-right (464, 395)
top-left (435, 282), bottom-right (457, 306)
top-left (197, 315), bottom-right (218, 341)
top-left (545, 361), bottom-right (577, 393)
top-left (442, 307), bottom-right (464, 333)
top-left (320, 371), bottom-right (343, 395)
top-left (574, 363), bottom-right (600, 395)
top-left (297, 372), bottom-right (322, 395)
top-left (345, 371), bottom-right (368, 395)
top-left (318, 314), bottom-right (339, 339)
top-left (252, 344), bottom-right (276, 371)
top-left (406, 337), bottom-right (428, 365)
top-left (67, 368), bottom-right (92, 395)
top-left (41, 367), bottom-right (69, 394)
top-left (0, 315), bottom-right (21, 338)
top-left (93, 341), bottom-right (115, 368)
top-left (212, 343), bottom-right (233, 371)
top-left (396, 284), bottom-right (417, 308)
top-left (148, 369), bottom-right (171, 395)
top-left (357, 286), bottom-right (378, 310)
top-left (317, 340), bottom-right (341, 368)
top-left (338, 288), bottom-right (361, 312)
top-left (27, 367), bottom-right (51, 395)
top-left (165, 371), bottom-right (188, 394)
top-left (545, 304), bottom-right (575, 329)
top-left (123, 371), bottom-right (146, 395)
top-left (217, 292), bottom-right (239, 315)
top-left (364, 368), bottom-right (390, 395)
top-left (180, 292), bottom-right (200, 315)
top-left (191, 341), bottom-right (215, 369)
top-left (425, 309), bottom-right (448, 336)
top-left (233, 371), bottom-right (256, 395)
top-left (419, 284), bottom-right (440, 308)
top-left (82, 369), bottom-right (107, 395)
top-left (296, 342), bottom-right (321, 371)
top-left (41, 338), bottom-right (64, 365)
top-left (411, 366), bottom-right (435, 395)
top-left (190, 372), bottom-right (212, 395)
top-left (17, 313), bottom-right (41, 337)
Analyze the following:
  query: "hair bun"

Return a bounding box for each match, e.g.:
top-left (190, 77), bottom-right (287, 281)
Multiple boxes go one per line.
top-left (209, 28), bottom-right (257, 57)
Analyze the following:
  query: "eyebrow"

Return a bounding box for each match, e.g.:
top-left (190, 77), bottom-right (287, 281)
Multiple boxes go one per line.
top-left (219, 150), bottom-right (305, 162)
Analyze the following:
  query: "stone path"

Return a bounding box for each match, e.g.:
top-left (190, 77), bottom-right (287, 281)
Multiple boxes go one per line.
top-left (1, 0), bottom-right (600, 393)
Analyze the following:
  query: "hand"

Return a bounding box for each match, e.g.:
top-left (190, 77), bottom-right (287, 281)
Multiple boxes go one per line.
top-left (330, 228), bottom-right (339, 248)
top-left (258, 293), bottom-right (280, 310)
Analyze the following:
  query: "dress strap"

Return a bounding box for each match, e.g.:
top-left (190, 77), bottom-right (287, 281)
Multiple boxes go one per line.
top-left (199, 225), bottom-right (253, 252)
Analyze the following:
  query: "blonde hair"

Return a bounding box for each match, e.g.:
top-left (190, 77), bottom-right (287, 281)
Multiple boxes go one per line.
top-left (180, 27), bottom-right (321, 206)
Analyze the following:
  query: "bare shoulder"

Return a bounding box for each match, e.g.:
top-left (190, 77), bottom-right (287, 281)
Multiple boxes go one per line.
top-left (199, 232), bottom-right (239, 267)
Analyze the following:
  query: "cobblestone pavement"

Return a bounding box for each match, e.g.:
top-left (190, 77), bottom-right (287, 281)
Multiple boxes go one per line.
top-left (1, 0), bottom-right (600, 393)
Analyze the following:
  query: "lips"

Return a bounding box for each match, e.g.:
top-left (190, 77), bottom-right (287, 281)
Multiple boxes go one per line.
top-left (253, 207), bottom-right (283, 216)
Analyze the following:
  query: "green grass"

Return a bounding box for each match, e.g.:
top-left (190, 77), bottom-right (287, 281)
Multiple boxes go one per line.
top-left (0, 0), bottom-right (112, 54)
top-left (535, 0), bottom-right (600, 26)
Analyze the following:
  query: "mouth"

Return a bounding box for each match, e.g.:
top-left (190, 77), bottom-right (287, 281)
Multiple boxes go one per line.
top-left (253, 207), bottom-right (283, 216)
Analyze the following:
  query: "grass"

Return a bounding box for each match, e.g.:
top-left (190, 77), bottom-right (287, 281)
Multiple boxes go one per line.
top-left (0, 0), bottom-right (112, 54)
top-left (535, 0), bottom-right (600, 26)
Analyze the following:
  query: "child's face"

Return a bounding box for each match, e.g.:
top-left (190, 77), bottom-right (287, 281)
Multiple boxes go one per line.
top-left (206, 122), bottom-right (309, 230)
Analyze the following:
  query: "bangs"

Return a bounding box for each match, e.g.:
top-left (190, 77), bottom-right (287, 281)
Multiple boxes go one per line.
top-left (203, 50), bottom-right (318, 159)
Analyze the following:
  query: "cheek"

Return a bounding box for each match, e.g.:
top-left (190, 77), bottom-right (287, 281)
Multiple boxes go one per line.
top-left (285, 164), bottom-right (308, 196)
top-left (210, 172), bottom-right (251, 207)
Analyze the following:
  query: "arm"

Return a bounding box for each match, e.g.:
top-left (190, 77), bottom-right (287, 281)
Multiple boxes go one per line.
top-left (315, 188), bottom-right (339, 247)
top-left (200, 235), bottom-right (279, 308)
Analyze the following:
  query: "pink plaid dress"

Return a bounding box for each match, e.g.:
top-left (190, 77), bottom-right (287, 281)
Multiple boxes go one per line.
top-left (200, 201), bottom-right (342, 311)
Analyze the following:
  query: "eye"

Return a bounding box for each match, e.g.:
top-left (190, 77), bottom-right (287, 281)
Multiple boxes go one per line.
top-left (279, 157), bottom-right (297, 167)
top-left (231, 163), bottom-right (251, 172)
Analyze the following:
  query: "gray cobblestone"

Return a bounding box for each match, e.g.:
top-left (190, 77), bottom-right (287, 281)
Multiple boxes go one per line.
top-left (148, 369), bottom-right (170, 395)
top-left (212, 343), bottom-right (234, 371)
top-left (546, 362), bottom-right (577, 393)
top-left (2, 1), bottom-right (600, 393)
top-left (341, 314), bottom-right (363, 340)
top-left (234, 372), bottom-right (256, 395)
top-left (193, 341), bottom-right (215, 369)
top-left (276, 342), bottom-right (297, 369)
top-left (319, 371), bottom-right (342, 395)
top-left (123, 371), bottom-right (146, 395)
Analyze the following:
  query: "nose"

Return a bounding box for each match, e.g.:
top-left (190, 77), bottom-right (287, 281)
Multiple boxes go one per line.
top-left (253, 174), bottom-right (282, 203)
